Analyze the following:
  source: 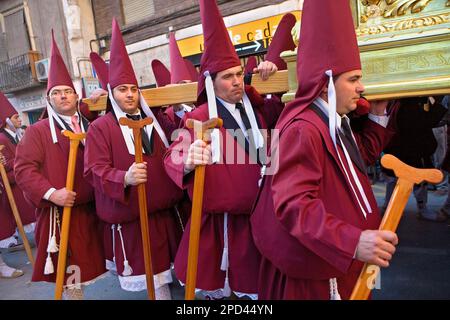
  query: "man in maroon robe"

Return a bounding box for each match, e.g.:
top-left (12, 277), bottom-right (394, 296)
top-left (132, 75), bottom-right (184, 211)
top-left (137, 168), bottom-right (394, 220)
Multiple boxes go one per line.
top-left (84, 18), bottom-right (183, 300)
top-left (162, 31), bottom-right (198, 128)
top-left (163, 0), bottom-right (282, 300)
top-left (14, 33), bottom-right (106, 299)
top-left (0, 92), bottom-right (36, 247)
top-left (152, 32), bottom-right (201, 228)
top-left (0, 92), bottom-right (35, 278)
top-left (251, 0), bottom-right (399, 300)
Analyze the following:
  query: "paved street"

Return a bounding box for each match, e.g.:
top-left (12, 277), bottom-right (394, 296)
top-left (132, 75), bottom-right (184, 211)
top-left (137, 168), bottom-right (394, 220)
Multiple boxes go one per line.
top-left (1, 181), bottom-right (449, 300)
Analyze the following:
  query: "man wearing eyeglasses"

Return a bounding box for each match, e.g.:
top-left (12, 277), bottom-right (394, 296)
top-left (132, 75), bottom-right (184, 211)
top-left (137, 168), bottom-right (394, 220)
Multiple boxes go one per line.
top-left (14, 33), bottom-right (106, 300)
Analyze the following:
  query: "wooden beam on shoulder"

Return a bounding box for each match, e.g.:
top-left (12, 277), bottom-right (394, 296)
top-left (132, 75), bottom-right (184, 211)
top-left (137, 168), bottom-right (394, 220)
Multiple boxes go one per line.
top-left (83, 70), bottom-right (289, 111)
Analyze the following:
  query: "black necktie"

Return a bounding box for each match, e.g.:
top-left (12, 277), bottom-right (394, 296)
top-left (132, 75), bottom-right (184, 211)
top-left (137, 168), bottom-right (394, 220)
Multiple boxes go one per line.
top-left (339, 119), bottom-right (366, 173)
top-left (126, 114), bottom-right (153, 155)
top-left (14, 135), bottom-right (19, 144)
top-left (235, 103), bottom-right (252, 134)
top-left (236, 102), bottom-right (265, 164)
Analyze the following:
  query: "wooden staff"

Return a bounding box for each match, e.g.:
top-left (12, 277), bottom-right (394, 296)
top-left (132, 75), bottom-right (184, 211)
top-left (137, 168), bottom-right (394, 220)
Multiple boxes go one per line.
top-left (54, 131), bottom-right (86, 300)
top-left (184, 118), bottom-right (223, 300)
top-left (119, 116), bottom-right (155, 300)
top-left (350, 154), bottom-right (443, 300)
top-left (0, 145), bottom-right (34, 267)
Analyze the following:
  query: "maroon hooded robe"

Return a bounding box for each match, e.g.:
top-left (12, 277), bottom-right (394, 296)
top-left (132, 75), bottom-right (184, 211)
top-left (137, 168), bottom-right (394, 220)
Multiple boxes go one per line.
top-left (84, 18), bottom-right (183, 290)
top-left (251, 0), bottom-right (395, 300)
top-left (164, 85), bottom-right (282, 294)
top-left (0, 92), bottom-right (36, 243)
top-left (14, 32), bottom-right (106, 284)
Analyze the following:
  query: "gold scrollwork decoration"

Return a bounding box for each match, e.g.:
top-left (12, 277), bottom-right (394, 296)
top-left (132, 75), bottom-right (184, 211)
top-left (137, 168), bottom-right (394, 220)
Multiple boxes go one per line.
top-left (357, 13), bottom-right (449, 35)
top-left (359, 0), bottom-right (436, 22)
top-left (360, 0), bottom-right (383, 22)
top-left (291, 21), bottom-right (301, 47)
top-left (384, 0), bottom-right (433, 18)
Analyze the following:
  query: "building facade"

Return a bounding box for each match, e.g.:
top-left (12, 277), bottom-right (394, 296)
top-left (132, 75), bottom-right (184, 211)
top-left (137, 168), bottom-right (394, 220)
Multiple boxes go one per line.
top-left (0, 0), bottom-right (97, 124)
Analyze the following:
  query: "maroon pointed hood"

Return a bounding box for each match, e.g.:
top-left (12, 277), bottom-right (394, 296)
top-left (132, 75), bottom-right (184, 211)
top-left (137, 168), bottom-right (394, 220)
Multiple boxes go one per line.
top-left (109, 18), bottom-right (138, 89)
top-left (184, 58), bottom-right (198, 82)
top-left (0, 91), bottom-right (18, 127)
top-left (244, 56), bottom-right (257, 75)
top-left (276, 0), bottom-right (361, 131)
top-left (151, 59), bottom-right (171, 87)
top-left (169, 32), bottom-right (193, 84)
top-left (265, 13), bottom-right (297, 70)
top-left (89, 52), bottom-right (109, 89)
top-left (197, 0), bottom-right (241, 104)
top-left (47, 30), bottom-right (75, 95)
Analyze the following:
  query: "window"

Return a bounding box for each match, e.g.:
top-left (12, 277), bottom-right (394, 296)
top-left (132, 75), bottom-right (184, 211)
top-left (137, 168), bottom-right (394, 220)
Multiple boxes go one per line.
top-left (0, 14), bottom-right (7, 62)
top-left (0, 7), bottom-right (30, 61)
top-left (122, 0), bottom-right (155, 25)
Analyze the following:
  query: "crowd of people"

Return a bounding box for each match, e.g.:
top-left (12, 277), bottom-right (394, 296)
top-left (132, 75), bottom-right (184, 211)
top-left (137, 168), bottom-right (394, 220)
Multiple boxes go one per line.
top-left (0, 0), bottom-right (448, 300)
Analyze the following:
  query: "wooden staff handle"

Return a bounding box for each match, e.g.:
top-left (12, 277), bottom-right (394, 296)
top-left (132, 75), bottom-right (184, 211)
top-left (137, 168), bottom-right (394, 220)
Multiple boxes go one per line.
top-left (119, 116), bottom-right (156, 300)
top-left (350, 154), bottom-right (443, 300)
top-left (184, 117), bottom-right (223, 300)
top-left (0, 145), bottom-right (35, 267)
top-left (54, 131), bottom-right (86, 300)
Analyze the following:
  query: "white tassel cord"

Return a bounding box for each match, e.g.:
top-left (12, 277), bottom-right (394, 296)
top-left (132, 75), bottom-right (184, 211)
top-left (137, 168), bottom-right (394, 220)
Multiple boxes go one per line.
top-left (325, 70), bottom-right (337, 146)
top-left (48, 207), bottom-right (59, 253)
top-left (46, 100), bottom-right (66, 144)
top-left (117, 224), bottom-right (133, 276)
top-left (204, 71), bottom-right (221, 163)
top-left (329, 278), bottom-right (342, 300)
top-left (44, 255), bottom-right (54, 275)
top-left (44, 207), bottom-right (59, 275)
top-left (220, 213), bottom-right (231, 297)
top-left (111, 224), bottom-right (116, 266)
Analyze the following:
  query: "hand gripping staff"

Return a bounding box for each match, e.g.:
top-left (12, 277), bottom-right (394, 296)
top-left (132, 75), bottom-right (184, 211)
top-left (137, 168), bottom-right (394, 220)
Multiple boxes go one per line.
top-left (350, 154), bottom-right (443, 300)
top-left (119, 116), bottom-right (156, 300)
top-left (0, 145), bottom-right (35, 267)
top-left (54, 130), bottom-right (86, 299)
top-left (184, 118), bottom-right (223, 300)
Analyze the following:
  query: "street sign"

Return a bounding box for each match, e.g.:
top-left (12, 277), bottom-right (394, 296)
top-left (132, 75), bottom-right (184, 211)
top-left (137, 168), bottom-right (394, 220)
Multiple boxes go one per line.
top-left (82, 77), bottom-right (101, 98)
top-left (178, 11), bottom-right (301, 65)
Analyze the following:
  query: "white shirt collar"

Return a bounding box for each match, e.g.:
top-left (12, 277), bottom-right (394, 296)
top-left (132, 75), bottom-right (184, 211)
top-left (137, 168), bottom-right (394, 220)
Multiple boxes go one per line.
top-left (56, 111), bottom-right (78, 124)
top-left (181, 104), bottom-right (193, 112)
top-left (216, 97), bottom-right (248, 135)
top-left (216, 97), bottom-right (241, 111)
top-left (4, 127), bottom-right (16, 138)
top-left (314, 97), bottom-right (350, 131)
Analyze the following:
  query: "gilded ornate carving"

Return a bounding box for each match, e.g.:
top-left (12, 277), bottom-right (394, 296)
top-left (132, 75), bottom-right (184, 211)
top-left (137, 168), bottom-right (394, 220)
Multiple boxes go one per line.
top-left (384, 0), bottom-right (433, 18)
top-left (357, 13), bottom-right (449, 35)
top-left (360, 0), bottom-right (434, 22)
top-left (291, 21), bottom-right (301, 47)
top-left (360, 0), bottom-right (384, 22)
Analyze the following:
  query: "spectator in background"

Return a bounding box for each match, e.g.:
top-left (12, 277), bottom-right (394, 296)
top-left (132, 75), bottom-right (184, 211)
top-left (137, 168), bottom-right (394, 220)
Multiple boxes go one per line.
top-left (382, 96), bottom-right (448, 222)
top-left (437, 96), bottom-right (450, 218)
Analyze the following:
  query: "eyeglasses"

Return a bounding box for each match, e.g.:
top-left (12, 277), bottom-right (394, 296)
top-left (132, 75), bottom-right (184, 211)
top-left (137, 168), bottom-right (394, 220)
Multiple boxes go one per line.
top-left (50, 89), bottom-right (75, 97)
